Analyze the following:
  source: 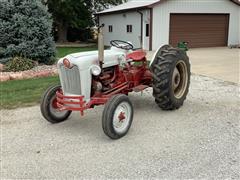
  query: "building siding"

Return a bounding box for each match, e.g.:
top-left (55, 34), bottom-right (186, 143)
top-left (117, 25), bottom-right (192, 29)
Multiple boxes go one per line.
top-left (152, 0), bottom-right (240, 50)
top-left (99, 12), bottom-right (142, 48)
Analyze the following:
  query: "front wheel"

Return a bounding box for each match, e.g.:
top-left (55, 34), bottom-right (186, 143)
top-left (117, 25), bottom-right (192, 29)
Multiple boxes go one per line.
top-left (102, 94), bottom-right (134, 140)
top-left (40, 85), bottom-right (72, 123)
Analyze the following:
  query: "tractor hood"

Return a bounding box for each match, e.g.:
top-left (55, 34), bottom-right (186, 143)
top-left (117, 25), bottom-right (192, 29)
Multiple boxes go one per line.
top-left (70, 50), bottom-right (100, 58)
top-left (58, 47), bottom-right (130, 70)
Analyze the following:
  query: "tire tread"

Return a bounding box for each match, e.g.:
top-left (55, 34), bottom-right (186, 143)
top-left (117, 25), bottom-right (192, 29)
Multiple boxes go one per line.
top-left (40, 85), bottom-right (71, 123)
top-left (151, 45), bottom-right (191, 110)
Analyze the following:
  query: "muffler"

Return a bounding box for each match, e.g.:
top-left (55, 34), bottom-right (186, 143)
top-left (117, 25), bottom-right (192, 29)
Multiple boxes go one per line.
top-left (98, 24), bottom-right (105, 69)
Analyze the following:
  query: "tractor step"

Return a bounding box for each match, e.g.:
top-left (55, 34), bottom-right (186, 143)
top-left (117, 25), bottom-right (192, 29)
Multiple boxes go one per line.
top-left (133, 85), bottom-right (149, 92)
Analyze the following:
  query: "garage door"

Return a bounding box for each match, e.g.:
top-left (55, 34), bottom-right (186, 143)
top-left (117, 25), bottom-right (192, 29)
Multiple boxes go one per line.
top-left (169, 14), bottom-right (229, 48)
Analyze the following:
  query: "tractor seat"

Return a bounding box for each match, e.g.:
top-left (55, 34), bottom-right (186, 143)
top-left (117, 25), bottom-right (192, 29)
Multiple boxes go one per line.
top-left (127, 50), bottom-right (146, 61)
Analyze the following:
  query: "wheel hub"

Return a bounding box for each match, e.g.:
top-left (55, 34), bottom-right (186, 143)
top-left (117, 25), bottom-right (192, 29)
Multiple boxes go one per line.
top-left (52, 98), bottom-right (60, 109)
top-left (172, 60), bottom-right (188, 99)
top-left (113, 102), bottom-right (131, 134)
top-left (173, 68), bottom-right (181, 90)
top-left (50, 96), bottom-right (68, 117)
top-left (118, 112), bottom-right (126, 122)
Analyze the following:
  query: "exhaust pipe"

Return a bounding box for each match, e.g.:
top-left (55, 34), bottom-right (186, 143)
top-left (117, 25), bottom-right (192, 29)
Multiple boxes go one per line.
top-left (98, 24), bottom-right (105, 68)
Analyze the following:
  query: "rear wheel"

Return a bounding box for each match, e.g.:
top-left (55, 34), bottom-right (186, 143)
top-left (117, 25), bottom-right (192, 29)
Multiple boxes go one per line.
top-left (151, 45), bottom-right (191, 110)
top-left (102, 94), bottom-right (134, 139)
top-left (40, 85), bottom-right (72, 123)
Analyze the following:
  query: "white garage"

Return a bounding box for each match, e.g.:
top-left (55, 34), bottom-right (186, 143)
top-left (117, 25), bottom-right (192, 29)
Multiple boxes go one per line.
top-left (97, 0), bottom-right (240, 50)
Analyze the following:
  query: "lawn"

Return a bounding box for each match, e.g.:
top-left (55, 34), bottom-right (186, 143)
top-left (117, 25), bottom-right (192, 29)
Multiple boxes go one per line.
top-left (0, 76), bottom-right (60, 109)
top-left (56, 46), bottom-right (97, 58)
top-left (0, 46), bottom-right (98, 109)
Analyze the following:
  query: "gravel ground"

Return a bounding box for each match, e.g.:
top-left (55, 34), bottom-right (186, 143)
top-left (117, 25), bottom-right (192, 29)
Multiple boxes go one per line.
top-left (1, 75), bottom-right (239, 179)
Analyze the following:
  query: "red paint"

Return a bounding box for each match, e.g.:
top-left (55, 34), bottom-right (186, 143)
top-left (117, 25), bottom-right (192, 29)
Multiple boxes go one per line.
top-left (56, 49), bottom-right (152, 116)
top-left (56, 91), bottom-right (110, 116)
top-left (52, 98), bottom-right (59, 109)
top-left (118, 112), bottom-right (126, 121)
top-left (126, 50), bottom-right (147, 61)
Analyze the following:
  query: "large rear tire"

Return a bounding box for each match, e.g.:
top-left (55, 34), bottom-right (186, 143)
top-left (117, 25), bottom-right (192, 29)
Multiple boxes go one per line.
top-left (151, 45), bottom-right (191, 110)
top-left (40, 85), bottom-right (72, 123)
top-left (102, 94), bottom-right (134, 140)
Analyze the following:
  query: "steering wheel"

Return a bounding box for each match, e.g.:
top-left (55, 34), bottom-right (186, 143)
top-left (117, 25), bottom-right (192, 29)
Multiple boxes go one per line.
top-left (110, 40), bottom-right (134, 50)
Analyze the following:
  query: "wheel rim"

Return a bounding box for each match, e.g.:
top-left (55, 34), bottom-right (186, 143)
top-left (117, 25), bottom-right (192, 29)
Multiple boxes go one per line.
top-left (49, 96), bottom-right (69, 118)
top-left (113, 102), bottom-right (131, 134)
top-left (172, 60), bottom-right (188, 99)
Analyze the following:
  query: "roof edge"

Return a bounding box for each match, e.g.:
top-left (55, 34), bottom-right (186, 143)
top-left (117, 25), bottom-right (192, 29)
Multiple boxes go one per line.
top-left (96, 0), bottom-right (240, 16)
top-left (95, 7), bottom-right (151, 16)
top-left (96, 0), bottom-right (161, 15)
top-left (230, 0), bottom-right (240, 5)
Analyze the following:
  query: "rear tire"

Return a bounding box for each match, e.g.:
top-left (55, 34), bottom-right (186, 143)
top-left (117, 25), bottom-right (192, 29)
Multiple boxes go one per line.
top-left (40, 85), bottom-right (72, 123)
top-left (151, 45), bottom-right (191, 110)
top-left (102, 94), bottom-right (134, 140)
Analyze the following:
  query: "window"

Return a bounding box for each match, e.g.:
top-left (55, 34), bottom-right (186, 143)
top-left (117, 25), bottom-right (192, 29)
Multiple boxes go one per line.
top-left (146, 24), bottom-right (149, 37)
top-left (127, 25), bottom-right (132, 33)
top-left (109, 25), bottom-right (113, 32)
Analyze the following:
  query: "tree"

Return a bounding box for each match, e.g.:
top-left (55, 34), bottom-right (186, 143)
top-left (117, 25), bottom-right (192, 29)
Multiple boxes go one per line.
top-left (44, 0), bottom-right (127, 43)
top-left (45, 0), bottom-right (93, 43)
top-left (0, 0), bottom-right (55, 64)
top-left (92, 0), bottom-right (127, 13)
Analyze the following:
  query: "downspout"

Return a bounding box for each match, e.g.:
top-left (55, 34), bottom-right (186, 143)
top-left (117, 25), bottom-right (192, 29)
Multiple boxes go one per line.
top-left (137, 10), bottom-right (143, 49)
top-left (149, 8), bottom-right (153, 51)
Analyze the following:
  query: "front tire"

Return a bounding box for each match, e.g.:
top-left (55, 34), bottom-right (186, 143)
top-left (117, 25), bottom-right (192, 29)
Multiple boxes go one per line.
top-left (102, 94), bottom-right (134, 140)
top-left (151, 45), bottom-right (191, 110)
top-left (40, 85), bottom-right (72, 123)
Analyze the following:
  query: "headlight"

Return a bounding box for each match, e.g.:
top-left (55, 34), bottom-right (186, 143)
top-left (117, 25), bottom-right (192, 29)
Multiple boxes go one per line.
top-left (91, 65), bottom-right (101, 76)
top-left (63, 58), bottom-right (73, 69)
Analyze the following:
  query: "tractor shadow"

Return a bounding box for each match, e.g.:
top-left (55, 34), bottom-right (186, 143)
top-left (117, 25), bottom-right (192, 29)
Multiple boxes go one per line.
top-left (51, 89), bottom-right (195, 141)
top-left (128, 90), bottom-right (161, 112)
top-left (51, 106), bottom-right (106, 140)
top-left (50, 91), bottom-right (161, 141)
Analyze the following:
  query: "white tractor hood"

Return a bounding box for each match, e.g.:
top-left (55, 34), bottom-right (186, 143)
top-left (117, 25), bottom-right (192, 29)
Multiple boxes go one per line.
top-left (58, 47), bottom-right (130, 70)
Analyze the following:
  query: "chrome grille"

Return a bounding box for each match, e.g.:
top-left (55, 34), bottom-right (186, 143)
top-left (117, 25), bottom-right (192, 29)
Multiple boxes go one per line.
top-left (59, 65), bottom-right (81, 95)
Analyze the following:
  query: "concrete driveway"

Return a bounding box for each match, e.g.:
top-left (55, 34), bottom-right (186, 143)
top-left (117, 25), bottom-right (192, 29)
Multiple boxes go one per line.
top-left (1, 75), bottom-right (239, 179)
top-left (147, 47), bottom-right (239, 84)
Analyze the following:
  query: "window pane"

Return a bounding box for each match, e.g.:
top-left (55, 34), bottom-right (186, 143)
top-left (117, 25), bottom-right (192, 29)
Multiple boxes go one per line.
top-left (146, 24), bottom-right (149, 37)
top-left (127, 25), bottom-right (132, 33)
top-left (109, 25), bottom-right (113, 32)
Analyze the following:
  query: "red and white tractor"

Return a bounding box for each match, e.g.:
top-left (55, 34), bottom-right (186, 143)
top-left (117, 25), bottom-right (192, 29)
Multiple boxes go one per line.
top-left (40, 24), bottom-right (191, 139)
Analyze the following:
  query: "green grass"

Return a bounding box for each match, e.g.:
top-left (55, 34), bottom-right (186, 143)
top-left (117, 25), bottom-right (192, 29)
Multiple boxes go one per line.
top-left (56, 46), bottom-right (97, 58)
top-left (0, 76), bottom-right (60, 109)
top-left (0, 46), bottom-right (98, 109)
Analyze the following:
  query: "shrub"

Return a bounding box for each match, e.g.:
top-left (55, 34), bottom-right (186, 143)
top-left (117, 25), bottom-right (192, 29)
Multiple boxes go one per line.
top-left (5, 56), bottom-right (35, 72)
top-left (0, 0), bottom-right (56, 64)
top-left (0, 47), bottom-right (11, 64)
top-left (44, 56), bottom-right (57, 65)
top-left (0, 47), bottom-right (5, 58)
